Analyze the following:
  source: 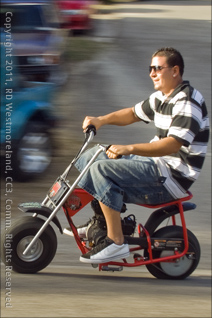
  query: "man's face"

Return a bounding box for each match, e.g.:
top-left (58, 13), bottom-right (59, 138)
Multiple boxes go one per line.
top-left (149, 56), bottom-right (175, 95)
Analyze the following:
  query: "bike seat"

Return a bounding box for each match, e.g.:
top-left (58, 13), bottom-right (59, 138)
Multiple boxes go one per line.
top-left (138, 191), bottom-right (193, 209)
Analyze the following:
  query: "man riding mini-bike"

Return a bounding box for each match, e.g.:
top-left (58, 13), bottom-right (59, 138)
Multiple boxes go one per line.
top-left (73, 47), bottom-right (209, 264)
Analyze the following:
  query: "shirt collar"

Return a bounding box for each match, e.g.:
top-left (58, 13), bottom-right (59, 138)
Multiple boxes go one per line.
top-left (160, 80), bottom-right (190, 102)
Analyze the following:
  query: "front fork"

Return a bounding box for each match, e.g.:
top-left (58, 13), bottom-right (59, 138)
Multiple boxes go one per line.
top-left (22, 144), bottom-right (106, 256)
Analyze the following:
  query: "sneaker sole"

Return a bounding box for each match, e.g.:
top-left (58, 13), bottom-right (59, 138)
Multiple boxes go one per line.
top-left (79, 251), bottom-right (130, 264)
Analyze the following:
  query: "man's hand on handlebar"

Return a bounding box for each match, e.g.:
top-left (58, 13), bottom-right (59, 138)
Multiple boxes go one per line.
top-left (82, 116), bottom-right (132, 159)
top-left (106, 145), bottom-right (131, 159)
top-left (82, 116), bottom-right (103, 133)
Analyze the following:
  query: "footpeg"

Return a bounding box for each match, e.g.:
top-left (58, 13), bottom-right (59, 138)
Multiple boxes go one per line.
top-left (101, 266), bottom-right (123, 272)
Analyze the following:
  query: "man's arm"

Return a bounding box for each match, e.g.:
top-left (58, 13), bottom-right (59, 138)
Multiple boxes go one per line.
top-left (82, 107), bottom-right (140, 131)
top-left (107, 137), bottom-right (183, 159)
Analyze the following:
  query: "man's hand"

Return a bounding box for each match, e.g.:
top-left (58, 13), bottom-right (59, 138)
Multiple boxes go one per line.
top-left (82, 116), bottom-right (103, 132)
top-left (106, 145), bottom-right (131, 159)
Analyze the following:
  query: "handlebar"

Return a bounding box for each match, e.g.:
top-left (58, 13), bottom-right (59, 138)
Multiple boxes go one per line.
top-left (85, 124), bottom-right (96, 136)
top-left (61, 125), bottom-right (97, 179)
top-left (62, 125), bottom-right (124, 179)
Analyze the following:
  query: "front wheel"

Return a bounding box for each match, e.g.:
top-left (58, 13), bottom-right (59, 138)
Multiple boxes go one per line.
top-left (1, 216), bottom-right (57, 273)
top-left (144, 225), bottom-right (201, 279)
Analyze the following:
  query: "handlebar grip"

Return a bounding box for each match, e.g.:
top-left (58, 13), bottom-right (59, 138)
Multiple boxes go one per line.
top-left (106, 144), bottom-right (111, 151)
top-left (106, 145), bottom-right (122, 159)
top-left (85, 124), bottom-right (96, 136)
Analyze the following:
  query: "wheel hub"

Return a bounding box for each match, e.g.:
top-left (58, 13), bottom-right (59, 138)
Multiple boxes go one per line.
top-left (160, 250), bottom-right (192, 276)
top-left (17, 236), bottom-right (43, 262)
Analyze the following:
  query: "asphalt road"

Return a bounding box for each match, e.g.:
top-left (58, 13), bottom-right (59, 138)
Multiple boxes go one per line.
top-left (1, 1), bottom-right (211, 317)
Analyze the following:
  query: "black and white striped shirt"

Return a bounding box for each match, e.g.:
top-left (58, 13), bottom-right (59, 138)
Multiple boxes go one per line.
top-left (134, 81), bottom-right (210, 198)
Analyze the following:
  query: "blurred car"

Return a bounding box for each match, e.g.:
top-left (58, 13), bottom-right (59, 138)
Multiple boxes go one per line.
top-left (56, 0), bottom-right (95, 34)
top-left (0, 37), bottom-right (58, 182)
top-left (0, 0), bottom-right (67, 84)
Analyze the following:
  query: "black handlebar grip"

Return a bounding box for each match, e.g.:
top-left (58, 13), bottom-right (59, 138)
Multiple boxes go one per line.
top-left (106, 144), bottom-right (111, 151)
top-left (85, 124), bottom-right (96, 136)
top-left (106, 145), bottom-right (122, 159)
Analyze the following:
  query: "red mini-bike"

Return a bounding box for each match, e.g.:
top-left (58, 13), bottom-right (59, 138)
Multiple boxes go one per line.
top-left (1, 126), bottom-right (201, 279)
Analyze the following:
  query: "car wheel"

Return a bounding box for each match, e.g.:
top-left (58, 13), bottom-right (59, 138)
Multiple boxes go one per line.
top-left (12, 122), bottom-right (52, 181)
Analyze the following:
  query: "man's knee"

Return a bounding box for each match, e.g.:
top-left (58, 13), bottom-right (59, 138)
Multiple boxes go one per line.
top-left (89, 159), bottom-right (109, 176)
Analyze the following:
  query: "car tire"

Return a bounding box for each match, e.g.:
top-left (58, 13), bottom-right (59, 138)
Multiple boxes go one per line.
top-left (12, 122), bottom-right (52, 182)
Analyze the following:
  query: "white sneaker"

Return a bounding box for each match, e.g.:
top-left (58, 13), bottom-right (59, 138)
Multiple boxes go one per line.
top-left (63, 218), bottom-right (92, 238)
top-left (80, 237), bottom-right (130, 264)
top-left (63, 226), bottom-right (88, 238)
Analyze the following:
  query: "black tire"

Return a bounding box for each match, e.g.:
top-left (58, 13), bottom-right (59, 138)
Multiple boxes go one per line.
top-left (144, 225), bottom-right (201, 280)
top-left (12, 122), bottom-right (52, 182)
top-left (1, 216), bottom-right (57, 273)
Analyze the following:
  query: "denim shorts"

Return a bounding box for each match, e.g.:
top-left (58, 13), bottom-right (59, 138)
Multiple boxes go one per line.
top-left (75, 145), bottom-right (174, 212)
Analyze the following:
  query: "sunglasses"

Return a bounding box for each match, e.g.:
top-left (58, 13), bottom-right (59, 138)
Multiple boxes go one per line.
top-left (149, 65), bottom-right (171, 74)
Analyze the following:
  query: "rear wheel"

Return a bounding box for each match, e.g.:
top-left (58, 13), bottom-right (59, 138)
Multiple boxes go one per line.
top-left (144, 226), bottom-right (201, 279)
top-left (1, 216), bottom-right (57, 273)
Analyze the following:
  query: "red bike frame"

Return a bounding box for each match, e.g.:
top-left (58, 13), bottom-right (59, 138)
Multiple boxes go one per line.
top-left (62, 188), bottom-right (193, 270)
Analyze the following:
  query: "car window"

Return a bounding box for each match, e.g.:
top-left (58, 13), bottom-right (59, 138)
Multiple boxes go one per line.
top-left (1, 5), bottom-right (44, 30)
top-left (1, 4), bottom-right (61, 30)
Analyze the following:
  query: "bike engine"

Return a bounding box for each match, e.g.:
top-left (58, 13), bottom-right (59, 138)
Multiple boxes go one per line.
top-left (87, 199), bottom-right (136, 246)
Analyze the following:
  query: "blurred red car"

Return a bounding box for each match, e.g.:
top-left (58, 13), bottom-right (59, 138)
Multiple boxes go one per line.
top-left (57, 0), bottom-right (95, 33)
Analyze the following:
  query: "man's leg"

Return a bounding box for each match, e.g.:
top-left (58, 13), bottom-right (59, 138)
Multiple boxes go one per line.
top-left (76, 148), bottom-right (174, 263)
top-left (99, 202), bottom-right (124, 245)
top-left (79, 202), bottom-right (129, 264)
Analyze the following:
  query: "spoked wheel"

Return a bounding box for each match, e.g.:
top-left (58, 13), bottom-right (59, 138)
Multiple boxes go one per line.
top-left (144, 225), bottom-right (201, 279)
top-left (1, 216), bottom-right (57, 273)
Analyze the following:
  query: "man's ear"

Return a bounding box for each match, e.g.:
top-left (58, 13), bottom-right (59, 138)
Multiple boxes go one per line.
top-left (172, 65), bottom-right (180, 77)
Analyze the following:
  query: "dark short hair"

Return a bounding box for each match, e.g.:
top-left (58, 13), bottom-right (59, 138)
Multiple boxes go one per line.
top-left (152, 47), bottom-right (184, 76)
